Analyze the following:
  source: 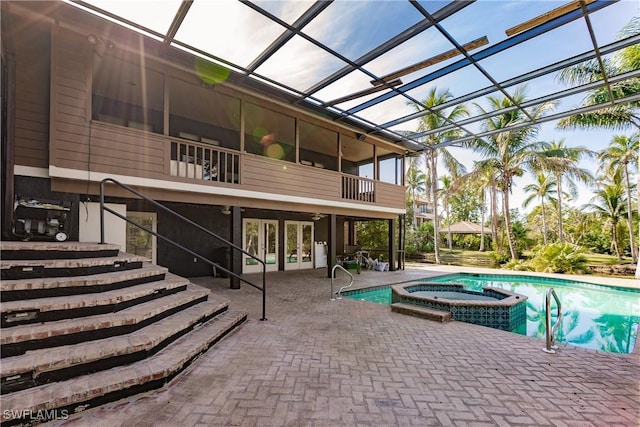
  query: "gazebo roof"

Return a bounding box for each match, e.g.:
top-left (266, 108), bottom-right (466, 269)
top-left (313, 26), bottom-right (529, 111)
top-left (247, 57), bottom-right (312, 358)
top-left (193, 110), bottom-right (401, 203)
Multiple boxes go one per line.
top-left (440, 221), bottom-right (492, 235)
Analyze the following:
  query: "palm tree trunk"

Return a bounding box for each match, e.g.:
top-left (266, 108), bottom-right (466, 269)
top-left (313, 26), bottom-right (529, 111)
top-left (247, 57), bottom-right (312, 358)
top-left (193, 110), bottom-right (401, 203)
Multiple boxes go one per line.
top-left (541, 199), bottom-right (548, 245)
top-left (412, 189), bottom-right (418, 228)
top-left (479, 190), bottom-right (486, 252)
top-left (447, 202), bottom-right (452, 251)
top-left (503, 188), bottom-right (518, 260)
top-left (623, 164), bottom-right (637, 263)
top-left (430, 152), bottom-right (441, 264)
top-left (612, 223), bottom-right (621, 259)
top-left (491, 184), bottom-right (499, 251)
top-left (556, 173), bottom-right (564, 244)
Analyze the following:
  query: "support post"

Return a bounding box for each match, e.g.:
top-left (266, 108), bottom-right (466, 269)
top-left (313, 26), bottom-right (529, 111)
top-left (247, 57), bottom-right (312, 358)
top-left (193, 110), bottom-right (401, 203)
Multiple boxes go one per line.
top-left (230, 206), bottom-right (242, 289)
top-left (327, 214), bottom-right (337, 278)
top-left (388, 217), bottom-right (397, 271)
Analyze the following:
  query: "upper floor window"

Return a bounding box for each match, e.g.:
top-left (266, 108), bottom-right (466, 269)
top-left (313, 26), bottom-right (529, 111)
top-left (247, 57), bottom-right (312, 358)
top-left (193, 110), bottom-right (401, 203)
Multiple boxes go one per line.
top-left (92, 55), bottom-right (163, 133)
top-left (377, 147), bottom-right (404, 185)
top-left (244, 102), bottom-right (295, 162)
top-left (299, 121), bottom-right (338, 171)
top-left (169, 77), bottom-right (240, 151)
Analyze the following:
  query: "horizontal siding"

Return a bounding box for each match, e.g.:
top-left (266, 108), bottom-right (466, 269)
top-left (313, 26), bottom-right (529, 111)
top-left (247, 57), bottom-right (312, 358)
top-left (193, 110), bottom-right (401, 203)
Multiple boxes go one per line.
top-left (55, 123), bottom-right (166, 177)
top-left (375, 181), bottom-right (405, 210)
top-left (44, 28), bottom-right (405, 214)
top-left (56, 75), bottom-right (86, 92)
top-left (15, 117), bottom-right (48, 134)
top-left (242, 155), bottom-right (341, 201)
top-left (14, 22), bottom-right (50, 169)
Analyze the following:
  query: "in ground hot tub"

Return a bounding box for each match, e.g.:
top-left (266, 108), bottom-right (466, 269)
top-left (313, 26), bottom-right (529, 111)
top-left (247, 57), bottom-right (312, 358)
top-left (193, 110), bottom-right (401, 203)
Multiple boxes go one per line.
top-left (391, 282), bottom-right (527, 332)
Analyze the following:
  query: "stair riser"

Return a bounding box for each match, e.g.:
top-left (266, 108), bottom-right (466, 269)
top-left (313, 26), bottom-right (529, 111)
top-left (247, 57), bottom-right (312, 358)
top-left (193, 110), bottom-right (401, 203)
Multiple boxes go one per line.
top-left (1, 300), bottom-right (226, 358)
top-left (0, 250), bottom-right (120, 261)
top-left (1, 273), bottom-right (166, 302)
top-left (1, 261), bottom-right (143, 281)
top-left (1, 299), bottom-right (235, 395)
top-left (1, 285), bottom-right (187, 327)
top-left (1, 315), bottom-right (246, 426)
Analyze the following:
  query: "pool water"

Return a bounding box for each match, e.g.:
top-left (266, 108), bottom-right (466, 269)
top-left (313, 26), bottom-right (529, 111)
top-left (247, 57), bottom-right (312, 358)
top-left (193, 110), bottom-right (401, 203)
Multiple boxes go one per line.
top-left (345, 273), bottom-right (640, 354)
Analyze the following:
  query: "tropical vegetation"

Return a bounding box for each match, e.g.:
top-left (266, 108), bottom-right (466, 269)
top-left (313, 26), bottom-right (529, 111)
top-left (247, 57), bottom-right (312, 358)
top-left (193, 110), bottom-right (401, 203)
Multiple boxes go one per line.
top-left (391, 18), bottom-right (639, 277)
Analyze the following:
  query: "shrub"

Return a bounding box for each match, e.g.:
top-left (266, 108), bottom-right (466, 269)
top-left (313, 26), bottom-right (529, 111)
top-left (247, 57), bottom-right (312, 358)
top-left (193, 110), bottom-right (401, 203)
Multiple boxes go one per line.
top-left (405, 222), bottom-right (435, 255)
top-left (489, 250), bottom-right (511, 265)
top-left (503, 259), bottom-right (533, 271)
top-left (504, 243), bottom-right (588, 274)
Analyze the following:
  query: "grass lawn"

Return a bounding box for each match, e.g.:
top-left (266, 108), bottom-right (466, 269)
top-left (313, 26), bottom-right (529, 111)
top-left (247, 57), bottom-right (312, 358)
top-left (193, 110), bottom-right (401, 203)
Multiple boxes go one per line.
top-left (412, 248), bottom-right (634, 273)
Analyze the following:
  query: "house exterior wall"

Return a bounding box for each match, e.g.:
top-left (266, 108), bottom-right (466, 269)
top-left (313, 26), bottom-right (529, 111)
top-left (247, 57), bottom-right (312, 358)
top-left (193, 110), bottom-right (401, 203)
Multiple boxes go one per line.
top-left (3, 1), bottom-right (406, 275)
top-left (13, 17), bottom-right (50, 169)
top-left (41, 23), bottom-right (406, 217)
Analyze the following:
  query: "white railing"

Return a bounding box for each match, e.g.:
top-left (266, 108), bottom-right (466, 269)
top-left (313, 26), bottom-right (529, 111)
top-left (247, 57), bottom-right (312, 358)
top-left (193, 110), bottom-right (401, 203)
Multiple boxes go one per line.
top-left (330, 264), bottom-right (354, 301)
top-left (170, 140), bottom-right (239, 184)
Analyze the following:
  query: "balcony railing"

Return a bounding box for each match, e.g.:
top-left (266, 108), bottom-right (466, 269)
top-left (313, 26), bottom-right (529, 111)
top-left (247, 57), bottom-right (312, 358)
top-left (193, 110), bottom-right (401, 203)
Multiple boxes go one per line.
top-left (170, 140), bottom-right (239, 184)
top-left (341, 175), bottom-right (375, 203)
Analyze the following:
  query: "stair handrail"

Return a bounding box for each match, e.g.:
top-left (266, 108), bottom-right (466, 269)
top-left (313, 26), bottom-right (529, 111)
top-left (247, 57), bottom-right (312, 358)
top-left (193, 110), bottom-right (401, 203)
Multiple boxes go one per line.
top-left (99, 177), bottom-right (267, 320)
top-left (542, 287), bottom-right (562, 353)
top-left (330, 264), bottom-right (353, 301)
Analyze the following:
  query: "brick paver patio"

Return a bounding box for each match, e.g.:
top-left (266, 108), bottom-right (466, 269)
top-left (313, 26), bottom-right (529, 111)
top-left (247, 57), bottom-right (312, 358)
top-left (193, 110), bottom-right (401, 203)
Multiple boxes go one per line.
top-left (56, 265), bottom-right (639, 426)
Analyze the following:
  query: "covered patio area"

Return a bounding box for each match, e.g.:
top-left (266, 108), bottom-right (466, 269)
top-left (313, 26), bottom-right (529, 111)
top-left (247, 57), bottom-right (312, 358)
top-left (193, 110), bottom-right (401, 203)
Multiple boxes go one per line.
top-left (57, 265), bottom-right (639, 426)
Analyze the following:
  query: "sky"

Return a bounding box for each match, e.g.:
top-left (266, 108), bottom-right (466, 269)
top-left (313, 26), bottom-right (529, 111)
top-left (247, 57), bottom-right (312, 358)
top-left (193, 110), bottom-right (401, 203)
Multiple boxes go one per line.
top-left (75, 0), bottom-right (639, 213)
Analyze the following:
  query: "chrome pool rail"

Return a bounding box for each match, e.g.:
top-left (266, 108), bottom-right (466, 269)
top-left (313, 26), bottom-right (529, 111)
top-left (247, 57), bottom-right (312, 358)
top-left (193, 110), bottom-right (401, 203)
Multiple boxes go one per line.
top-left (542, 288), bottom-right (562, 353)
top-left (331, 264), bottom-right (354, 301)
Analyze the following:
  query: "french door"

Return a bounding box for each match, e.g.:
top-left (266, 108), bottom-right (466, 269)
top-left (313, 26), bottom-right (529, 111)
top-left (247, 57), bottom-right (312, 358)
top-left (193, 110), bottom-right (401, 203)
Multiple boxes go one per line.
top-left (126, 211), bottom-right (157, 264)
top-left (243, 219), bottom-right (278, 273)
top-left (284, 221), bottom-right (314, 270)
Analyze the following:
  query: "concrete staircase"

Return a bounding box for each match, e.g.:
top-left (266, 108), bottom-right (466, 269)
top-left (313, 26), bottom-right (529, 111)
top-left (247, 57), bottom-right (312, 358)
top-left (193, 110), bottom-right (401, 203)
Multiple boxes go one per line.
top-left (0, 241), bottom-right (246, 426)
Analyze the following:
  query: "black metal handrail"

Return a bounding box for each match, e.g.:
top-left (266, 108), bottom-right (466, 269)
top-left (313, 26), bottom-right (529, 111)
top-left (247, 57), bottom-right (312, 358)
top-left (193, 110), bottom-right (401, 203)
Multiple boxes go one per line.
top-left (99, 178), bottom-right (266, 320)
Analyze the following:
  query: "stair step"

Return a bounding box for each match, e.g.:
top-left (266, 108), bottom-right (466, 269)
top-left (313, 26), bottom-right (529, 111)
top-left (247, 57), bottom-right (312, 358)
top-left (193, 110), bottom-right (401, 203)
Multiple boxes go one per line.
top-left (1, 274), bottom-right (191, 327)
top-left (0, 242), bottom-right (120, 260)
top-left (0, 310), bottom-right (247, 425)
top-left (0, 253), bottom-right (147, 280)
top-left (1, 292), bottom-right (227, 393)
top-left (391, 302), bottom-right (452, 322)
top-left (1, 288), bottom-right (227, 357)
top-left (1, 264), bottom-right (168, 302)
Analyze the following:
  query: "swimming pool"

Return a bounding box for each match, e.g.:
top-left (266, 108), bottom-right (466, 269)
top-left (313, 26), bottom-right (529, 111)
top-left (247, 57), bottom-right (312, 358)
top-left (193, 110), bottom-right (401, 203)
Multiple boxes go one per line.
top-left (344, 273), bottom-right (640, 354)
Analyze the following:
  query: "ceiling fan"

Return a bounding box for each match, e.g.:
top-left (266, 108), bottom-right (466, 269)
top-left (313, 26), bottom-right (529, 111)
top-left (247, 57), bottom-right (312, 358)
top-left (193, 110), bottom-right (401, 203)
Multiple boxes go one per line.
top-left (311, 213), bottom-right (326, 221)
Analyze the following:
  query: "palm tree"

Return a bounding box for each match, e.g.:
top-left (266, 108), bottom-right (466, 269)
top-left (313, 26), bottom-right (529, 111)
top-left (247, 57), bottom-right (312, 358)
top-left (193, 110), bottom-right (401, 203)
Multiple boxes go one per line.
top-left (439, 175), bottom-right (454, 251)
top-left (556, 18), bottom-right (640, 131)
top-left (556, 17), bottom-right (640, 277)
top-left (468, 171), bottom-right (490, 251)
top-left (458, 162), bottom-right (500, 252)
top-left (410, 87), bottom-right (469, 263)
top-left (405, 156), bottom-right (426, 228)
top-left (538, 139), bottom-right (595, 243)
top-left (522, 173), bottom-right (558, 245)
top-left (586, 171), bottom-right (628, 259)
top-left (469, 85), bottom-right (556, 260)
top-left (599, 134), bottom-right (639, 262)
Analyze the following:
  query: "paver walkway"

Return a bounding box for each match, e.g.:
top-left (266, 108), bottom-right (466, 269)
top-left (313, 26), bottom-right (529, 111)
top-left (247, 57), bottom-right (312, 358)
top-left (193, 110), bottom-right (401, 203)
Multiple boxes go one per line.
top-left (55, 265), bottom-right (639, 426)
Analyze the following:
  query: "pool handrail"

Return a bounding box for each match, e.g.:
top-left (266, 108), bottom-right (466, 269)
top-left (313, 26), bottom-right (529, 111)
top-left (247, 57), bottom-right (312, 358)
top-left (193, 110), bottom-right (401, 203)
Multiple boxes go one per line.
top-left (543, 288), bottom-right (562, 353)
top-left (330, 264), bottom-right (353, 301)
top-left (99, 177), bottom-right (267, 321)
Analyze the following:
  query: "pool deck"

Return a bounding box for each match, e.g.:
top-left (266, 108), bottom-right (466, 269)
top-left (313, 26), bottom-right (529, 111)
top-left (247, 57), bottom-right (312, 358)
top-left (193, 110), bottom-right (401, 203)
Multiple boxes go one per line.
top-left (57, 264), bottom-right (639, 427)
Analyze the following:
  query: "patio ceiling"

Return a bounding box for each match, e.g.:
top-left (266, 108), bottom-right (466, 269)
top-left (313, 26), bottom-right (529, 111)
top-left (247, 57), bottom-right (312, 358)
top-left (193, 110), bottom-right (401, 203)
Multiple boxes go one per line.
top-left (67, 0), bottom-right (638, 153)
